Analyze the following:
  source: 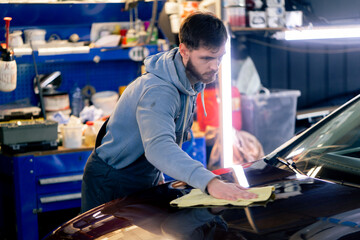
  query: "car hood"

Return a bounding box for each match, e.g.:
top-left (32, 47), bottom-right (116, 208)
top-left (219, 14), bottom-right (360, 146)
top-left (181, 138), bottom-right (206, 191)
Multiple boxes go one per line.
top-left (45, 161), bottom-right (360, 240)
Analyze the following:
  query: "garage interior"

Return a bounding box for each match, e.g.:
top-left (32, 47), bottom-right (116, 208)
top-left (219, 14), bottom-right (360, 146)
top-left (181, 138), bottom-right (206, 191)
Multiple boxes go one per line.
top-left (0, 0), bottom-right (360, 239)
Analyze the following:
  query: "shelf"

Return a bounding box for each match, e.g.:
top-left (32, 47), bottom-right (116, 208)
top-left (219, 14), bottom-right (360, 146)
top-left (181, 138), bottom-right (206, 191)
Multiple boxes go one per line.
top-left (13, 45), bottom-right (160, 64)
top-left (231, 27), bottom-right (285, 32)
top-left (230, 27), bottom-right (285, 37)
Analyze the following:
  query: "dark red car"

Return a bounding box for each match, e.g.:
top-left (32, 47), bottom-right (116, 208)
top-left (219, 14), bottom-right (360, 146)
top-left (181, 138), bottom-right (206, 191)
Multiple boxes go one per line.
top-left (45, 94), bottom-right (360, 240)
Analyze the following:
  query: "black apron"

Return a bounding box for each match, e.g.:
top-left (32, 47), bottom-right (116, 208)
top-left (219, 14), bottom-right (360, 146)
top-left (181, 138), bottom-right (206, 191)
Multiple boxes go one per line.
top-left (81, 119), bottom-right (161, 213)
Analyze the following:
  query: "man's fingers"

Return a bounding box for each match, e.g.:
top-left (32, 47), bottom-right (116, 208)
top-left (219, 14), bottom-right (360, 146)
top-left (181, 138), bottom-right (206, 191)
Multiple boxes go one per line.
top-left (234, 184), bottom-right (258, 199)
top-left (234, 190), bottom-right (258, 200)
top-left (207, 178), bottom-right (258, 201)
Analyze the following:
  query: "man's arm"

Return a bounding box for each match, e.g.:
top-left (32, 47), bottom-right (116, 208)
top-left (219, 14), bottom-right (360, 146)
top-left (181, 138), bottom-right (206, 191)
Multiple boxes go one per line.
top-left (206, 178), bottom-right (258, 201)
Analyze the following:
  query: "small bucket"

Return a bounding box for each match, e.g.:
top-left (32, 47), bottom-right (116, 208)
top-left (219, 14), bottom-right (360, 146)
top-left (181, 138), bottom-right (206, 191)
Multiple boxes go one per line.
top-left (0, 60), bottom-right (17, 92)
top-left (61, 125), bottom-right (83, 148)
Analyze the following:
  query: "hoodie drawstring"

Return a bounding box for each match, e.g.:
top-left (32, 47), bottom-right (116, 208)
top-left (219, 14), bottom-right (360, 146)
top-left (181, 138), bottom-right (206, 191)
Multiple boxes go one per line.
top-left (179, 86), bottom-right (206, 148)
top-left (179, 95), bottom-right (190, 148)
top-left (200, 88), bottom-right (207, 117)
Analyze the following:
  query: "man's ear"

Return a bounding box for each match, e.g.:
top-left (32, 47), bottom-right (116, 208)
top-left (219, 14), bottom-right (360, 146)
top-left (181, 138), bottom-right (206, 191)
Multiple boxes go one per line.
top-left (179, 43), bottom-right (190, 64)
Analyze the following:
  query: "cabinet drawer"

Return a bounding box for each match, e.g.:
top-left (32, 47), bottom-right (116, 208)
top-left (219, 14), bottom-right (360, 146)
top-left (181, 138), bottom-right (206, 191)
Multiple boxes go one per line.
top-left (37, 190), bottom-right (82, 212)
top-left (36, 173), bottom-right (83, 195)
top-left (34, 151), bottom-right (91, 176)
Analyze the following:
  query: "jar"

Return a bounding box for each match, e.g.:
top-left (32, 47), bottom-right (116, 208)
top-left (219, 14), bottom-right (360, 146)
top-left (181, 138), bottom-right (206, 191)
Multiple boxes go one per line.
top-left (9, 31), bottom-right (23, 48)
top-left (24, 29), bottom-right (46, 46)
top-left (84, 121), bottom-right (97, 147)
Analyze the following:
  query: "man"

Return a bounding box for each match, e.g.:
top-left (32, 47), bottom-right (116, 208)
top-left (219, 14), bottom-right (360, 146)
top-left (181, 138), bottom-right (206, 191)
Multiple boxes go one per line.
top-left (81, 12), bottom-right (257, 213)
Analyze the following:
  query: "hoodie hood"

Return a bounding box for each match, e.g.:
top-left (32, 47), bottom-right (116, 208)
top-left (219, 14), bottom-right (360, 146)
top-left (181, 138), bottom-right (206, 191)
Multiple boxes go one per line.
top-left (144, 47), bottom-right (205, 96)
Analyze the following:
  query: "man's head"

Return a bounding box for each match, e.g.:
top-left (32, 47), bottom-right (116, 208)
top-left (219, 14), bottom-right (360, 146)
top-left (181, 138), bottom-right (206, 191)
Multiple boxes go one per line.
top-left (179, 11), bottom-right (228, 51)
top-left (178, 12), bottom-right (228, 85)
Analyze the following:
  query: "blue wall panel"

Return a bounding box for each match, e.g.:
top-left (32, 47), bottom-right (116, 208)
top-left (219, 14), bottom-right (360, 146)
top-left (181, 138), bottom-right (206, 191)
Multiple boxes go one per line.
top-left (0, 2), bottom-right (164, 107)
top-left (0, 60), bottom-right (139, 106)
top-left (0, 2), bottom-right (164, 41)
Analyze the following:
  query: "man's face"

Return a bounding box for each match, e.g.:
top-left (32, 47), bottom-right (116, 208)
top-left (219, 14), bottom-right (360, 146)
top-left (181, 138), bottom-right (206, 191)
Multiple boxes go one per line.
top-left (180, 44), bottom-right (226, 85)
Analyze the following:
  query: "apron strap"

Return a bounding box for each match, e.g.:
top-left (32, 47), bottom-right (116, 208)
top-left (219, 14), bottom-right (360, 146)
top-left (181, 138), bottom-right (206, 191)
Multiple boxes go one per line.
top-left (95, 118), bottom-right (109, 148)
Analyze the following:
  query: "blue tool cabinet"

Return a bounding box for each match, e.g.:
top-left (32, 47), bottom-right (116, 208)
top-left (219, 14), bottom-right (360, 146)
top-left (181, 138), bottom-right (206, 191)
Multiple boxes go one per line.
top-left (0, 148), bottom-right (92, 240)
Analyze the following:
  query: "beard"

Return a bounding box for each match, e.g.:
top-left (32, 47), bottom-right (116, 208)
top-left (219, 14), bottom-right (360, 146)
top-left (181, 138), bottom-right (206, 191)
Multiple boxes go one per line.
top-left (185, 58), bottom-right (218, 84)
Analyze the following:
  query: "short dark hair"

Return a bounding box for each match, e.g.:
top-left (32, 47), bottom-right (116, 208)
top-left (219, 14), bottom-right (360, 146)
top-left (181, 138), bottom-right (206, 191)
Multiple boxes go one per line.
top-left (179, 11), bottom-right (228, 50)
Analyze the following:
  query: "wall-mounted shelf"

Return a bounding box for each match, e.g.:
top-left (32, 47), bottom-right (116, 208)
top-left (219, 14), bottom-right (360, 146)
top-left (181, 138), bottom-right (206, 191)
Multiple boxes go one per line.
top-left (14, 45), bottom-right (160, 64)
top-left (230, 27), bottom-right (285, 37)
top-left (231, 27), bottom-right (284, 32)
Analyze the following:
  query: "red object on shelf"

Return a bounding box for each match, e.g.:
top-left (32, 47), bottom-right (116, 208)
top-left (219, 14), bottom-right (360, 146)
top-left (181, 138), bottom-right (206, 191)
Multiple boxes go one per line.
top-left (4, 17), bottom-right (12, 50)
top-left (229, 15), bottom-right (246, 27)
top-left (196, 86), bottom-right (242, 131)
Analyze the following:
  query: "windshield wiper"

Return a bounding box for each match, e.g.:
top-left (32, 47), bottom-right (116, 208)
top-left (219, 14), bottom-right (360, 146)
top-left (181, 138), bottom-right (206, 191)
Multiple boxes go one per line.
top-left (277, 157), bottom-right (305, 175)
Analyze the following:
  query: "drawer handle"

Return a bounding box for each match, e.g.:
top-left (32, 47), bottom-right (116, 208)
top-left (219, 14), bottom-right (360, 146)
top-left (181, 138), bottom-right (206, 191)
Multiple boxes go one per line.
top-left (40, 192), bottom-right (81, 204)
top-left (39, 174), bottom-right (83, 185)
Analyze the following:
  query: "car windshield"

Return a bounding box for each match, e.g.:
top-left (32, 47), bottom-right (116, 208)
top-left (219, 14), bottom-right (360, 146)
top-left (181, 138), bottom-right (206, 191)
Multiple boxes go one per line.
top-left (267, 95), bottom-right (360, 187)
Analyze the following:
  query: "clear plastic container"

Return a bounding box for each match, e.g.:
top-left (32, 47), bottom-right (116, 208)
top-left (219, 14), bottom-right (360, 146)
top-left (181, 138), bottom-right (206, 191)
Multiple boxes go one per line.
top-left (61, 124), bottom-right (83, 149)
top-left (84, 121), bottom-right (96, 147)
top-left (241, 89), bottom-right (301, 154)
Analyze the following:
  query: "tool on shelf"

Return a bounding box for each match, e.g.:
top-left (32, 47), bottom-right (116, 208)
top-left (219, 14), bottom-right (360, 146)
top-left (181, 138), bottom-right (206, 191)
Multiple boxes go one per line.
top-left (0, 17), bottom-right (17, 92)
top-left (31, 41), bottom-right (47, 120)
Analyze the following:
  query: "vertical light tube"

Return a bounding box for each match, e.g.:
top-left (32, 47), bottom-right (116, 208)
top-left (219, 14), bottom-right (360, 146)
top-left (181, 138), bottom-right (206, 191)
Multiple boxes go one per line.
top-left (219, 35), bottom-right (233, 168)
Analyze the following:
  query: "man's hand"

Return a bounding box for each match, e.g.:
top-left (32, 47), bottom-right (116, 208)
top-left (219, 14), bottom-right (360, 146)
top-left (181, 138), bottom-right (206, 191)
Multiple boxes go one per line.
top-left (206, 178), bottom-right (258, 201)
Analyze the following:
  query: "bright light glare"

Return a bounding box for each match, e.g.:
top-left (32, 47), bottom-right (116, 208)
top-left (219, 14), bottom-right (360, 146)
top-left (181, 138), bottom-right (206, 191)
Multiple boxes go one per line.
top-left (221, 35), bottom-right (233, 168)
top-left (306, 166), bottom-right (322, 178)
top-left (232, 165), bottom-right (249, 188)
top-left (93, 211), bottom-right (105, 219)
top-left (310, 166), bottom-right (322, 178)
top-left (285, 27), bottom-right (360, 40)
top-left (307, 167), bottom-right (315, 176)
top-left (286, 148), bottom-right (304, 159)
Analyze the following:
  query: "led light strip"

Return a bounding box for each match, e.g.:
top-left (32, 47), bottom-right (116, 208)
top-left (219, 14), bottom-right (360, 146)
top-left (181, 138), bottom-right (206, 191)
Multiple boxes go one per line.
top-left (284, 27), bottom-right (360, 40)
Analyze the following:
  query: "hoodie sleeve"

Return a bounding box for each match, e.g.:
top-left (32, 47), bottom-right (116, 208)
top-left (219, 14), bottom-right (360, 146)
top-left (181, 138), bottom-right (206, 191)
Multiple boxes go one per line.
top-left (136, 84), bottom-right (217, 192)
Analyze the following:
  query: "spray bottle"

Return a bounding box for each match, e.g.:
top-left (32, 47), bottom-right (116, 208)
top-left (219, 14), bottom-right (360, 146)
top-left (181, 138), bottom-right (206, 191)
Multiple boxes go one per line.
top-left (0, 17), bottom-right (17, 92)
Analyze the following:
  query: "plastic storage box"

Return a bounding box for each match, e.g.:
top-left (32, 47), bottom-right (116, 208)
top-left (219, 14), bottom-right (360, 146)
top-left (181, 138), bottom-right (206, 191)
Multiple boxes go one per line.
top-left (0, 120), bottom-right (58, 153)
top-left (241, 89), bottom-right (301, 154)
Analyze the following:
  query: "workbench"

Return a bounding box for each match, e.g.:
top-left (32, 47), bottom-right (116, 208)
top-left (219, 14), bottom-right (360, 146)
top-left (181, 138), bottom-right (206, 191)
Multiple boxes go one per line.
top-left (0, 147), bottom-right (92, 240)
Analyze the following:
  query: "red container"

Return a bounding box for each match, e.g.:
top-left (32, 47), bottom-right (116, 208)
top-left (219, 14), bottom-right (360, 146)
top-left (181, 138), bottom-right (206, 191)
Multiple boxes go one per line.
top-left (196, 87), bottom-right (242, 131)
top-left (226, 7), bottom-right (246, 27)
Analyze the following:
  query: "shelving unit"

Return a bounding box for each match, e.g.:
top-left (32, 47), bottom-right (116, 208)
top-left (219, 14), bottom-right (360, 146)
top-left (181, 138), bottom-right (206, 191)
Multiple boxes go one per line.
top-left (0, 43), bottom-right (164, 106)
top-left (14, 45), bottom-right (160, 64)
top-left (231, 27), bottom-right (284, 32)
top-left (0, 1), bottom-right (166, 106)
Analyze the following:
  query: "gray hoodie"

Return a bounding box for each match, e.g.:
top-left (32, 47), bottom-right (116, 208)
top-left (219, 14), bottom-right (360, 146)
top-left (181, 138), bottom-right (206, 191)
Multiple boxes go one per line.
top-left (96, 47), bottom-right (217, 192)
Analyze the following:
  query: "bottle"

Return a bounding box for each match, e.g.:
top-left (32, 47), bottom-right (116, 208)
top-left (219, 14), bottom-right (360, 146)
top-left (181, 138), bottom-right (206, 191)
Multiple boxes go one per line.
top-left (71, 86), bottom-right (84, 117)
top-left (149, 27), bottom-right (158, 45)
top-left (137, 25), bottom-right (148, 45)
top-left (126, 28), bottom-right (137, 46)
top-left (84, 121), bottom-right (96, 147)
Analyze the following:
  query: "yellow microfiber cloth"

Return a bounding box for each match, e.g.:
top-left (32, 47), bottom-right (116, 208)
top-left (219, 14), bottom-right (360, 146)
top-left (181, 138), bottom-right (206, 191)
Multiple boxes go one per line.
top-left (170, 186), bottom-right (275, 207)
